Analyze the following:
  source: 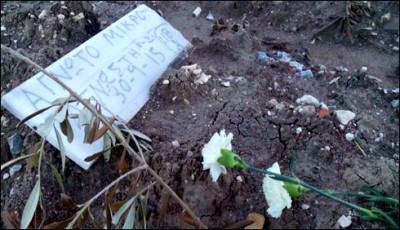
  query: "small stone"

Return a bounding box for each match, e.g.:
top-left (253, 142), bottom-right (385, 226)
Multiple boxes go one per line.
top-left (236, 175), bottom-right (243, 182)
top-left (57, 14), bottom-right (65, 20)
top-left (1, 115), bottom-right (10, 127)
top-left (392, 88), bottom-right (399, 94)
top-left (360, 66), bottom-right (367, 73)
top-left (301, 204), bottom-right (310, 210)
top-left (334, 110), bottom-right (356, 125)
top-left (221, 81), bottom-right (230, 87)
top-left (296, 127), bottom-right (302, 134)
top-left (192, 6), bottom-right (202, 17)
top-left (392, 46), bottom-right (399, 51)
top-left (9, 164), bottom-right (22, 176)
top-left (1, 25), bottom-right (6, 31)
top-left (3, 173), bottom-right (10, 180)
top-left (162, 79), bottom-right (170, 85)
top-left (325, 146), bottom-right (330, 151)
top-left (296, 105), bottom-right (316, 116)
top-left (273, 81), bottom-right (279, 90)
top-left (391, 99), bottom-right (399, 108)
top-left (186, 151), bottom-right (194, 158)
top-left (275, 103), bottom-right (285, 111)
top-left (345, 133), bottom-right (354, 142)
top-left (267, 99), bottom-right (278, 108)
top-left (7, 133), bottom-right (23, 156)
top-left (296, 95), bottom-right (320, 107)
top-left (72, 12), bottom-right (85, 21)
top-left (171, 140), bottom-right (180, 147)
top-left (168, 110), bottom-right (174, 115)
top-left (337, 215), bottom-right (352, 228)
top-left (38, 9), bottom-right (47, 19)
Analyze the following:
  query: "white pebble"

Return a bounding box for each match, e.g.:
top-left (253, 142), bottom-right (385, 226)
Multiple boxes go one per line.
top-left (334, 110), bottom-right (356, 125)
top-left (296, 127), bottom-right (302, 134)
top-left (171, 140), bottom-right (180, 147)
top-left (296, 95), bottom-right (320, 107)
top-left (360, 66), bottom-right (367, 73)
top-left (38, 9), bottom-right (47, 19)
top-left (57, 14), bottom-right (65, 20)
top-left (221, 81), bottom-right (230, 87)
top-left (72, 12), bottom-right (85, 21)
top-left (162, 79), bottom-right (170, 85)
top-left (337, 215), bottom-right (352, 228)
top-left (345, 133), bottom-right (354, 142)
top-left (236, 175), bottom-right (243, 182)
top-left (325, 146), bottom-right (330, 151)
top-left (3, 173), bottom-right (9, 180)
top-left (301, 204), bottom-right (310, 210)
top-left (1, 25), bottom-right (6, 31)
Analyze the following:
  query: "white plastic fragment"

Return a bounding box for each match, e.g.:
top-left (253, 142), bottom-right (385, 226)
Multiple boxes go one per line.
top-left (335, 110), bottom-right (355, 125)
top-left (345, 133), bottom-right (355, 142)
top-left (289, 61), bottom-right (304, 71)
top-left (337, 215), bottom-right (352, 228)
top-left (296, 95), bottom-right (320, 107)
top-left (192, 7), bottom-right (202, 18)
top-left (206, 11), bottom-right (215, 21)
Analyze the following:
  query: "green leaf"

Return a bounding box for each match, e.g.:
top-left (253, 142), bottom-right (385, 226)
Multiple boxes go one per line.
top-left (44, 216), bottom-right (75, 229)
top-left (54, 103), bottom-right (68, 123)
top-left (37, 115), bottom-right (55, 137)
top-left (21, 180), bottom-right (41, 229)
top-left (1, 152), bottom-right (38, 171)
top-left (122, 128), bottom-right (152, 142)
top-left (78, 106), bottom-right (93, 127)
top-left (122, 202), bottom-right (136, 229)
top-left (103, 133), bottom-right (112, 162)
top-left (362, 184), bottom-right (383, 196)
top-left (112, 197), bottom-right (136, 225)
top-left (60, 119), bottom-right (74, 143)
top-left (48, 161), bottom-right (65, 192)
top-left (54, 126), bottom-right (66, 174)
top-left (289, 150), bottom-right (296, 177)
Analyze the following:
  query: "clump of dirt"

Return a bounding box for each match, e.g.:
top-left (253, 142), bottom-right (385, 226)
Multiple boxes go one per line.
top-left (1, 1), bottom-right (399, 229)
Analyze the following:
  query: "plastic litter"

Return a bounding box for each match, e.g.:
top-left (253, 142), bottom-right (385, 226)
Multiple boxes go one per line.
top-left (295, 69), bottom-right (313, 78)
top-left (289, 61), bottom-right (304, 71)
top-left (277, 51), bottom-right (291, 62)
top-left (206, 12), bottom-right (215, 21)
top-left (257, 51), bottom-right (273, 63)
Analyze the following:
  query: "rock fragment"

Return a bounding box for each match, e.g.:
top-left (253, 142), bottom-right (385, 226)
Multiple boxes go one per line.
top-left (296, 95), bottom-right (320, 107)
top-left (334, 110), bottom-right (356, 125)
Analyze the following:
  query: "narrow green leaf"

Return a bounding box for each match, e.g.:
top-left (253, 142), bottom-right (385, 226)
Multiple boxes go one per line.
top-left (122, 203), bottom-right (136, 229)
top-left (54, 103), bottom-right (68, 123)
top-left (54, 126), bottom-right (66, 174)
top-left (112, 197), bottom-right (136, 225)
top-left (78, 106), bottom-right (93, 127)
top-left (1, 153), bottom-right (38, 171)
top-left (289, 150), bottom-right (296, 177)
top-left (44, 215), bottom-right (75, 229)
top-left (21, 180), bottom-right (41, 229)
top-left (362, 184), bottom-right (383, 196)
top-left (122, 129), bottom-right (152, 142)
top-left (103, 133), bottom-right (112, 162)
top-left (107, 130), bottom-right (117, 146)
top-left (60, 119), bottom-right (74, 143)
top-left (48, 161), bottom-right (65, 192)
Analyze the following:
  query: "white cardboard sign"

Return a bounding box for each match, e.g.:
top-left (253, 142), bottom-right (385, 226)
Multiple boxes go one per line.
top-left (1, 4), bottom-right (191, 169)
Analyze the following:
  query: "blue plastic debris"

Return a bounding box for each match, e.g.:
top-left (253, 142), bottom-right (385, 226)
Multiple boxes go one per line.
top-left (295, 69), bottom-right (314, 78)
top-left (7, 133), bottom-right (23, 156)
top-left (277, 51), bottom-right (291, 62)
top-left (257, 51), bottom-right (272, 63)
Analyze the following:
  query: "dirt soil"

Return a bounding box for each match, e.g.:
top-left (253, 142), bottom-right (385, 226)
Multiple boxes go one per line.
top-left (1, 1), bottom-right (399, 229)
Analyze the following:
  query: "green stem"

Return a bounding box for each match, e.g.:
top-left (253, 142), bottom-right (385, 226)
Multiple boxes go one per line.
top-left (331, 191), bottom-right (399, 205)
top-left (248, 165), bottom-right (377, 219)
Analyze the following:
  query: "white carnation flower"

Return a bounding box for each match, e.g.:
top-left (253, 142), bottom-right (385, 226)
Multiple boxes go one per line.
top-left (263, 162), bottom-right (292, 218)
top-left (202, 129), bottom-right (233, 182)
